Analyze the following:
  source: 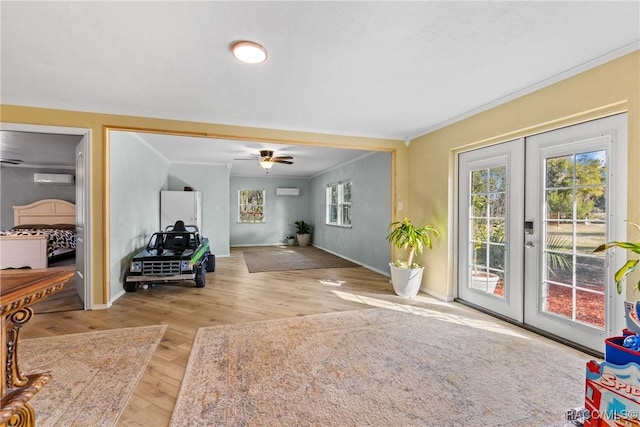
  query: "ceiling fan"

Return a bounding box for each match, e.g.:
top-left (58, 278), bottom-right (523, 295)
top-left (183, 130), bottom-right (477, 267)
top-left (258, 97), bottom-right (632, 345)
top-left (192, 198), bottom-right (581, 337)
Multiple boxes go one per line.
top-left (0, 158), bottom-right (24, 165)
top-left (235, 150), bottom-right (294, 171)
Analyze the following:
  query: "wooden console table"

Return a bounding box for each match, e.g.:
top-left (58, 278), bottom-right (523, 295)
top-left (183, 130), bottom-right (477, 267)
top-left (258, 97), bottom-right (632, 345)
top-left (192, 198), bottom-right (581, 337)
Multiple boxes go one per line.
top-left (0, 270), bottom-right (73, 427)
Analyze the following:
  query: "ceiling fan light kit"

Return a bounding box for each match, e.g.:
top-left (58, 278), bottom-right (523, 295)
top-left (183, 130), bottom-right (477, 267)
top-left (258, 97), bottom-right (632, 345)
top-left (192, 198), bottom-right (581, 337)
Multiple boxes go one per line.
top-left (235, 149), bottom-right (294, 173)
top-left (231, 40), bottom-right (267, 64)
top-left (259, 160), bottom-right (275, 169)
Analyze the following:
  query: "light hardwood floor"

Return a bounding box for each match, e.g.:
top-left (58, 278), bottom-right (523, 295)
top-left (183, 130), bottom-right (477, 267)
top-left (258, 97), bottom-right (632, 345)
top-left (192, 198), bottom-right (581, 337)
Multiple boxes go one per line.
top-left (22, 247), bottom-right (452, 426)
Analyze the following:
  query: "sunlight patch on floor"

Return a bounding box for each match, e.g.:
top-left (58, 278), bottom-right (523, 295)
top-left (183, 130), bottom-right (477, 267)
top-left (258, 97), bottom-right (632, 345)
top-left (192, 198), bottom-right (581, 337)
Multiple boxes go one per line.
top-left (332, 290), bottom-right (529, 339)
top-left (319, 279), bottom-right (345, 287)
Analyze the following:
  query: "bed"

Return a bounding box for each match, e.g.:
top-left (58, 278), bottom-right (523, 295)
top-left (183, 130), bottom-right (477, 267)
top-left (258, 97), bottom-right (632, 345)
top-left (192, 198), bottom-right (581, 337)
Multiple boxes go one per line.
top-left (0, 199), bottom-right (76, 269)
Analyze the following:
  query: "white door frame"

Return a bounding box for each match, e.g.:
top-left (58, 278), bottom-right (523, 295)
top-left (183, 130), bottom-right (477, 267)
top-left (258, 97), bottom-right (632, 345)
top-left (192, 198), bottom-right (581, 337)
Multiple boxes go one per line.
top-left (0, 122), bottom-right (93, 309)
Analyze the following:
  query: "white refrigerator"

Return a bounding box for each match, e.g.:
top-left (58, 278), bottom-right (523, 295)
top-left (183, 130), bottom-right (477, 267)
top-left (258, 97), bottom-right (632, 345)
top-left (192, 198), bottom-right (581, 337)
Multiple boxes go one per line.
top-left (160, 191), bottom-right (202, 231)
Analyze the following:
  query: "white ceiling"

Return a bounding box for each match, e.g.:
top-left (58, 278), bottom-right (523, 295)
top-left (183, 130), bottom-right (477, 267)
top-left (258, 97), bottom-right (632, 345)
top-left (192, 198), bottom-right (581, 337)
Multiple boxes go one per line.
top-left (126, 131), bottom-right (376, 178)
top-left (1, 1), bottom-right (639, 176)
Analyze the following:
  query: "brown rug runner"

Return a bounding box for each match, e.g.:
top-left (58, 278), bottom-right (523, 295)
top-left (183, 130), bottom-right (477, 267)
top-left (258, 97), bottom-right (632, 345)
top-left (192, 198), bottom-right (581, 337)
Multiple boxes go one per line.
top-left (21, 325), bottom-right (166, 427)
top-left (170, 307), bottom-right (589, 426)
top-left (243, 246), bottom-right (358, 273)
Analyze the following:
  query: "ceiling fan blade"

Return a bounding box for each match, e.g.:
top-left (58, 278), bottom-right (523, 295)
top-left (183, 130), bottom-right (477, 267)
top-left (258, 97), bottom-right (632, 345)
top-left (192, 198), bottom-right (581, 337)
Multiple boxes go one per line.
top-left (0, 158), bottom-right (23, 165)
top-left (273, 160), bottom-right (293, 164)
top-left (273, 156), bottom-right (293, 160)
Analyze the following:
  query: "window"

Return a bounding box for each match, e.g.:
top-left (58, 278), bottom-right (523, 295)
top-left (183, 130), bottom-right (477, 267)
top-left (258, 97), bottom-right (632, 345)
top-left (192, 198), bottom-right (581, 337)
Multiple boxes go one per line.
top-left (326, 180), bottom-right (351, 226)
top-left (238, 189), bottom-right (265, 223)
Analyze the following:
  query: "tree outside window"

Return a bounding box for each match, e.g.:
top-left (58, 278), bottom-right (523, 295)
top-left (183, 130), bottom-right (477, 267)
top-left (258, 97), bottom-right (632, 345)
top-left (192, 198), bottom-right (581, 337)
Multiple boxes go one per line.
top-left (239, 190), bottom-right (265, 223)
top-left (326, 180), bottom-right (352, 226)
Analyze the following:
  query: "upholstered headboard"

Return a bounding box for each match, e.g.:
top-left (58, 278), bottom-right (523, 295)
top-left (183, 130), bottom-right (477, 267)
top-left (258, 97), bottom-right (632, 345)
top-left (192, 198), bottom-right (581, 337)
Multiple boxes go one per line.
top-left (13, 199), bottom-right (76, 226)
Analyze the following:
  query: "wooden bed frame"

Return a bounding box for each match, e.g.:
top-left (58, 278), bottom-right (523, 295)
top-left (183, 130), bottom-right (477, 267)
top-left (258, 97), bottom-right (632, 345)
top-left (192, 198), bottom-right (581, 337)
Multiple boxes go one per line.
top-left (0, 199), bottom-right (76, 269)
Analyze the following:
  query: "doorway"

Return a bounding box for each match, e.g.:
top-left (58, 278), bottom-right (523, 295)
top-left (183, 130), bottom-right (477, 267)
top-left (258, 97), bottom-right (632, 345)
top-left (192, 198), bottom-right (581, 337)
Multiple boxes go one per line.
top-left (457, 113), bottom-right (627, 353)
top-left (0, 123), bottom-right (92, 309)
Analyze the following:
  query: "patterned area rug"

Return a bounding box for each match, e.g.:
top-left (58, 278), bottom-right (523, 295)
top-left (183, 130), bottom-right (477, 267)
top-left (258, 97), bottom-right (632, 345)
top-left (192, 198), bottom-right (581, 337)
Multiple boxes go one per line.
top-left (243, 246), bottom-right (358, 273)
top-left (21, 325), bottom-right (166, 427)
top-left (170, 307), bottom-right (590, 426)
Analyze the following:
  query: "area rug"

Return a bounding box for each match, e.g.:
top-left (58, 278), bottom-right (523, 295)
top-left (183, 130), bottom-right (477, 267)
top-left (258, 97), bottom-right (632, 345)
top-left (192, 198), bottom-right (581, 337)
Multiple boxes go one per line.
top-left (20, 324), bottom-right (166, 427)
top-left (243, 246), bottom-right (358, 273)
top-left (170, 308), bottom-right (590, 426)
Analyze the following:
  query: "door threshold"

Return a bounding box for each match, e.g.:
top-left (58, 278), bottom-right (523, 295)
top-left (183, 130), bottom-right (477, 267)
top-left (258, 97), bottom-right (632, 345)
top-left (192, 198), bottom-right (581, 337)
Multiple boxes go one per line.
top-left (455, 298), bottom-right (603, 359)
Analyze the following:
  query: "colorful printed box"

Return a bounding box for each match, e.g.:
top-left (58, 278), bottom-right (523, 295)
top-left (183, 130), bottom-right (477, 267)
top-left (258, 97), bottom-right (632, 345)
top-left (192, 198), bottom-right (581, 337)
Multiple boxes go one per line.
top-left (584, 360), bottom-right (640, 426)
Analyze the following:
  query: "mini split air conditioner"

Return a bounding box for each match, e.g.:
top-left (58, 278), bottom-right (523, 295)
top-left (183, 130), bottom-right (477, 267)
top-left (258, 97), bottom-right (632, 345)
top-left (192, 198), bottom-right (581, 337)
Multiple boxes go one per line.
top-left (275, 187), bottom-right (300, 196)
top-left (34, 173), bottom-right (74, 185)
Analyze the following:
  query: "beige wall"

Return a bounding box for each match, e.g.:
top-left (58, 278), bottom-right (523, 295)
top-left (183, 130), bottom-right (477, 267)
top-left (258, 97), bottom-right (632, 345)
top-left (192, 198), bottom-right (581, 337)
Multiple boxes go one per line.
top-left (0, 107), bottom-right (408, 306)
top-left (408, 50), bottom-right (640, 300)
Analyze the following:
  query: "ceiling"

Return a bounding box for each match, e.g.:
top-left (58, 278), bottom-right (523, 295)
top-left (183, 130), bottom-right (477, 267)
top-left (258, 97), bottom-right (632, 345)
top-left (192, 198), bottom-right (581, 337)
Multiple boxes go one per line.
top-left (0, 131), bottom-right (80, 169)
top-left (1, 1), bottom-right (639, 176)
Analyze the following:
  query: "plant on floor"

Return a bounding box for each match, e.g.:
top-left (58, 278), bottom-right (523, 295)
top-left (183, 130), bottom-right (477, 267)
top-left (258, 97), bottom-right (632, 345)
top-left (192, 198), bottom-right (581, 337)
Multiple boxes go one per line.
top-left (594, 221), bottom-right (640, 294)
top-left (295, 220), bottom-right (312, 235)
top-left (386, 218), bottom-right (440, 268)
top-left (295, 220), bottom-right (312, 247)
top-left (386, 218), bottom-right (440, 297)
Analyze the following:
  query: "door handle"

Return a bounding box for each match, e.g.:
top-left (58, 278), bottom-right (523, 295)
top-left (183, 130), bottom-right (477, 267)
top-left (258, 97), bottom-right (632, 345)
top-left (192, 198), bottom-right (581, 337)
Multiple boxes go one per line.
top-left (525, 241), bottom-right (536, 248)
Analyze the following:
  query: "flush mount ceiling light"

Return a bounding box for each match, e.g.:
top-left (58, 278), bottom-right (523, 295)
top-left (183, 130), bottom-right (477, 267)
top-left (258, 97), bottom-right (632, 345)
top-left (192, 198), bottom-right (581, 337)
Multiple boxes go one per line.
top-left (231, 40), bottom-right (267, 64)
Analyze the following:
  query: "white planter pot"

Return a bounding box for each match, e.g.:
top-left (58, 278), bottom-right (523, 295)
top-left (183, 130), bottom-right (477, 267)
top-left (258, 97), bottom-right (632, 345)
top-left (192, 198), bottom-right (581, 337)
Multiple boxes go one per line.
top-left (471, 272), bottom-right (500, 293)
top-left (389, 263), bottom-right (424, 298)
top-left (297, 233), bottom-right (311, 247)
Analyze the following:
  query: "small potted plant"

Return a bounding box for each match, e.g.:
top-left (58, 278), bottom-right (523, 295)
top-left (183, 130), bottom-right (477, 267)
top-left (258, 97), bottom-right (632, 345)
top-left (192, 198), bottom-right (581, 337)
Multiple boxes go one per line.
top-left (386, 217), bottom-right (440, 297)
top-left (295, 220), bottom-right (312, 247)
top-left (286, 235), bottom-right (296, 246)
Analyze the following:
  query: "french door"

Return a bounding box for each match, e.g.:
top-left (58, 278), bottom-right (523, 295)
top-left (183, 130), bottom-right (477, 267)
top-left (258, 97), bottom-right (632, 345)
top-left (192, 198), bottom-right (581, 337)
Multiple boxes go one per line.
top-left (457, 114), bottom-right (627, 352)
top-left (458, 139), bottom-right (525, 321)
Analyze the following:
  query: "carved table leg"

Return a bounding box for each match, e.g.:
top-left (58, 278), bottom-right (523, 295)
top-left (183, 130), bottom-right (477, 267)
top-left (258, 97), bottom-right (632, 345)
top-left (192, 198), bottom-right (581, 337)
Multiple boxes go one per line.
top-left (3, 401), bottom-right (35, 427)
top-left (1, 308), bottom-right (52, 427)
top-left (5, 308), bottom-right (33, 390)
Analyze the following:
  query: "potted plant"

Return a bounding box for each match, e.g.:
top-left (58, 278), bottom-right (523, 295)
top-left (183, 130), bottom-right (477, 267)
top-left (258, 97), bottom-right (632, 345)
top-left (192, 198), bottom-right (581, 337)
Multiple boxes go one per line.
top-left (386, 217), bottom-right (440, 297)
top-left (594, 221), bottom-right (640, 361)
top-left (286, 235), bottom-right (296, 246)
top-left (295, 220), bottom-right (312, 247)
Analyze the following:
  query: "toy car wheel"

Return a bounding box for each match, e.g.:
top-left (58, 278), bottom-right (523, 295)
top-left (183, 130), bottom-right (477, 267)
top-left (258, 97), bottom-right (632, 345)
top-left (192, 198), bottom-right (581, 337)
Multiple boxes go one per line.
top-left (206, 253), bottom-right (215, 272)
top-left (195, 265), bottom-right (206, 288)
top-left (123, 273), bottom-right (137, 293)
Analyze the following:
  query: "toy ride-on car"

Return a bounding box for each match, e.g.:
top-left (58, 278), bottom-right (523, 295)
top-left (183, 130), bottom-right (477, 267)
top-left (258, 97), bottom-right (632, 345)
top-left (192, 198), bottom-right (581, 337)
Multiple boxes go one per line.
top-left (124, 221), bottom-right (215, 292)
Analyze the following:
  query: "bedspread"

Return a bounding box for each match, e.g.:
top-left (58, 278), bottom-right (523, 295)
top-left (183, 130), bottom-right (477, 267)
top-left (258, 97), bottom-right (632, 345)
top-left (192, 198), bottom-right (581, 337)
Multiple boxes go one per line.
top-left (0, 228), bottom-right (76, 258)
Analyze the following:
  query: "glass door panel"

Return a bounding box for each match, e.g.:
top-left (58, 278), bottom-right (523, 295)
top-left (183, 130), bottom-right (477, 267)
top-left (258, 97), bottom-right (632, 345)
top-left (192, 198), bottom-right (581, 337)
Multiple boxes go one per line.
top-left (541, 151), bottom-right (607, 329)
top-left (458, 139), bottom-right (524, 321)
top-left (469, 166), bottom-right (506, 296)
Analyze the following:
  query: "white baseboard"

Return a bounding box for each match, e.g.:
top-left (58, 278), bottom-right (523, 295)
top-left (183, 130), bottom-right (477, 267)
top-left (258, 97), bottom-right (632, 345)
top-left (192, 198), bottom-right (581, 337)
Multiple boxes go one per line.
top-left (108, 288), bottom-right (126, 306)
top-left (91, 303), bottom-right (110, 310)
top-left (231, 243), bottom-right (289, 248)
top-left (421, 288), bottom-right (454, 302)
top-left (311, 244), bottom-right (390, 276)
